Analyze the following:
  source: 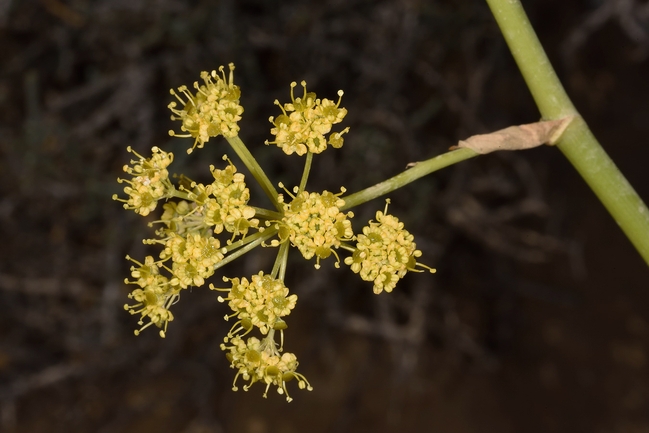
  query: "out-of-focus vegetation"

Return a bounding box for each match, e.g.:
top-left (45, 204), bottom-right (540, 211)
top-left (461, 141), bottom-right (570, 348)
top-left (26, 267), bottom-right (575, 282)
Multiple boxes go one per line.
top-left (1, 1), bottom-right (648, 432)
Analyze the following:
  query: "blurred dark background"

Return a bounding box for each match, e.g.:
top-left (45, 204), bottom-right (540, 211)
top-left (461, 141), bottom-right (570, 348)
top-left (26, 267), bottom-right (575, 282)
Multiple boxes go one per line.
top-left (1, 0), bottom-right (649, 432)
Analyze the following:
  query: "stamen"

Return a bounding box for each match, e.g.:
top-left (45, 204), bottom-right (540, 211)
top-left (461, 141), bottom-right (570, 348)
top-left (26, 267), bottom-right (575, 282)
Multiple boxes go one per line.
top-left (194, 81), bottom-right (209, 97)
top-left (300, 80), bottom-right (307, 99)
top-left (383, 198), bottom-right (391, 215)
top-left (289, 81), bottom-right (297, 103)
top-left (277, 182), bottom-right (296, 200)
top-left (227, 63), bottom-right (235, 86)
top-left (336, 89), bottom-right (344, 106)
top-left (169, 89), bottom-right (187, 106)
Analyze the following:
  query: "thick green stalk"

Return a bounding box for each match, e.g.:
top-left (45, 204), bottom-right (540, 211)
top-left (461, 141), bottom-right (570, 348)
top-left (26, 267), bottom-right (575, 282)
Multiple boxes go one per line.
top-left (226, 135), bottom-right (281, 211)
top-left (486, 0), bottom-right (649, 265)
top-left (341, 148), bottom-right (477, 210)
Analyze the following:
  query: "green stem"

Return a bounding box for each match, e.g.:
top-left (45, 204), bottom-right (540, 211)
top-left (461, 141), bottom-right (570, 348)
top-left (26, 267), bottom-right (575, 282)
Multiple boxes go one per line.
top-left (168, 186), bottom-right (190, 201)
top-left (298, 151), bottom-right (313, 194)
top-left (340, 148), bottom-right (477, 210)
top-left (252, 206), bottom-right (283, 221)
top-left (226, 135), bottom-right (281, 211)
top-left (278, 243), bottom-right (289, 282)
top-left (271, 241), bottom-right (290, 281)
top-left (224, 229), bottom-right (269, 253)
top-left (486, 0), bottom-right (649, 266)
top-left (215, 228), bottom-right (277, 272)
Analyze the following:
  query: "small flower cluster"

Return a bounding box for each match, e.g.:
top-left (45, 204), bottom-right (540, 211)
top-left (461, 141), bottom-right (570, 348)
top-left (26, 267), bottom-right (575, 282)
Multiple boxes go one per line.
top-left (114, 146), bottom-right (174, 216)
top-left (115, 147), bottom-right (259, 336)
top-left (122, 255), bottom-right (178, 337)
top-left (220, 335), bottom-right (312, 402)
top-left (158, 231), bottom-right (224, 289)
top-left (184, 158), bottom-right (260, 240)
top-left (211, 272), bottom-right (311, 402)
top-left (265, 81), bottom-right (349, 156)
top-left (274, 186), bottom-right (354, 269)
top-left (213, 272), bottom-right (296, 335)
top-left (344, 200), bottom-right (436, 294)
top-left (168, 63), bottom-right (243, 153)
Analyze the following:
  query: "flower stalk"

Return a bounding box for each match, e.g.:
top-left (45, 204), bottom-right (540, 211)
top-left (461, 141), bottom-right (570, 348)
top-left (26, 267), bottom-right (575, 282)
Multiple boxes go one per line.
top-left (226, 135), bottom-right (281, 211)
top-left (485, 0), bottom-right (649, 266)
top-left (298, 151), bottom-right (313, 194)
top-left (341, 148), bottom-right (477, 210)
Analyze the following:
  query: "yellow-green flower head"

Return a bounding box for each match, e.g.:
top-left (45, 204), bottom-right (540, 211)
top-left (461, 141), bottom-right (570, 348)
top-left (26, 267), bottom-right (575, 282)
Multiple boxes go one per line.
top-left (275, 187), bottom-right (354, 268)
top-left (183, 232), bottom-right (225, 269)
top-left (209, 157), bottom-right (259, 239)
top-left (154, 158), bottom-right (258, 240)
top-left (159, 200), bottom-right (191, 234)
top-left (179, 157), bottom-right (258, 238)
top-left (344, 200), bottom-right (435, 294)
top-left (221, 335), bottom-right (313, 402)
top-left (159, 232), bottom-right (224, 289)
top-left (124, 270), bottom-right (179, 338)
top-left (171, 260), bottom-right (207, 288)
top-left (125, 255), bottom-right (161, 288)
top-left (116, 183), bottom-right (163, 217)
top-left (265, 81), bottom-right (349, 156)
top-left (123, 145), bottom-right (173, 181)
top-left (113, 146), bottom-right (174, 216)
top-left (210, 272), bottom-right (298, 335)
top-left (168, 63), bottom-right (243, 154)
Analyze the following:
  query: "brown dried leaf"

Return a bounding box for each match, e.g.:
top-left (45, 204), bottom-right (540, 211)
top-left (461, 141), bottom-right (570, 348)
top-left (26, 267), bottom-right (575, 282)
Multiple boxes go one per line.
top-left (455, 117), bottom-right (574, 154)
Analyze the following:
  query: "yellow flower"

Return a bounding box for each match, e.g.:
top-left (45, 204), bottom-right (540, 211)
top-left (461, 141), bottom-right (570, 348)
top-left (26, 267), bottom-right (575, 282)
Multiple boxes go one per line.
top-left (151, 158), bottom-right (258, 242)
top-left (124, 273), bottom-right (179, 338)
top-left (344, 200), bottom-right (435, 294)
top-left (265, 81), bottom-right (349, 155)
top-left (274, 187), bottom-right (354, 269)
top-left (171, 261), bottom-right (205, 288)
top-left (209, 158), bottom-right (259, 238)
top-left (124, 145), bottom-right (173, 179)
top-left (168, 63), bottom-right (243, 153)
top-left (125, 255), bottom-right (160, 288)
top-left (113, 146), bottom-right (174, 216)
top-left (221, 334), bottom-right (312, 402)
top-left (211, 272), bottom-right (298, 336)
top-left (117, 183), bottom-right (162, 216)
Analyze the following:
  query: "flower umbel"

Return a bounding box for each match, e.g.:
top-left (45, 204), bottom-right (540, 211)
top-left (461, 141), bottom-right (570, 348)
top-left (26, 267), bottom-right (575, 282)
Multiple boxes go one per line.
top-left (210, 272), bottom-right (297, 336)
top-left (344, 199), bottom-right (436, 294)
top-left (168, 63), bottom-right (243, 153)
top-left (221, 333), bottom-right (312, 402)
top-left (123, 255), bottom-right (180, 338)
top-left (273, 186), bottom-right (354, 269)
top-left (117, 64), bottom-right (439, 403)
top-left (265, 81), bottom-right (349, 156)
top-left (113, 146), bottom-right (174, 216)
